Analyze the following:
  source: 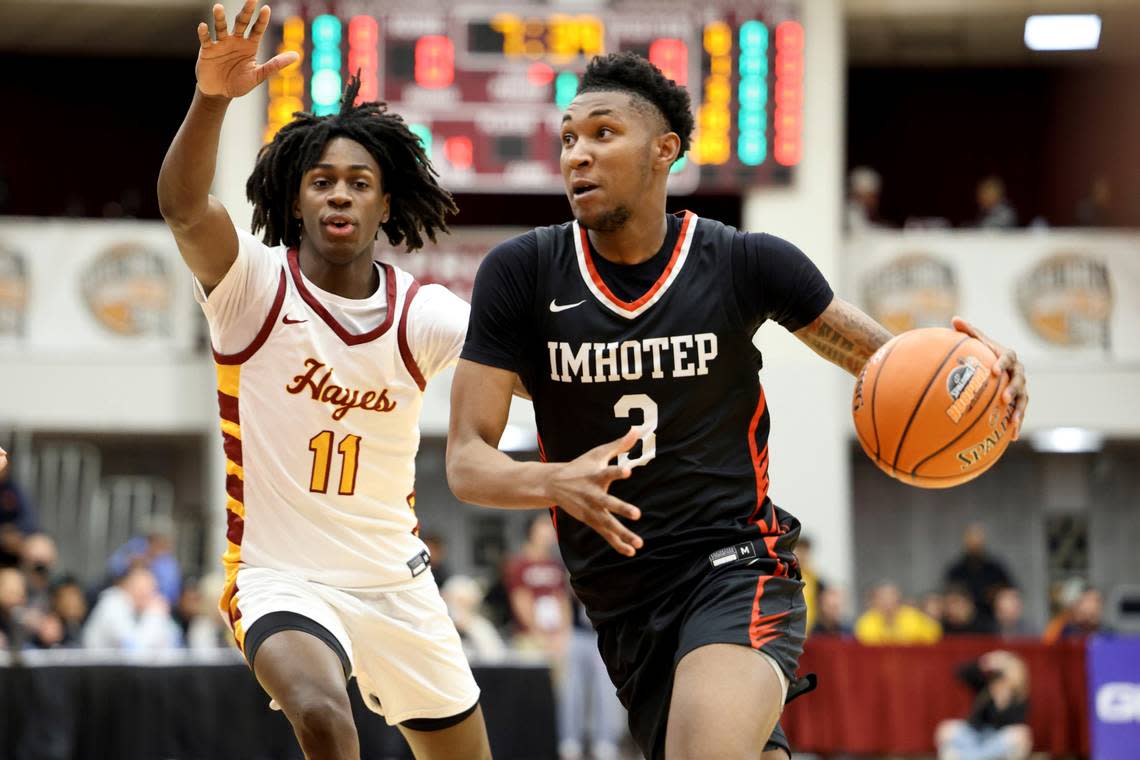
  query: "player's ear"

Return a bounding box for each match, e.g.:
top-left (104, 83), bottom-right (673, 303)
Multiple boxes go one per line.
top-left (292, 198), bottom-right (302, 219)
top-left (655, 132), bottom-right (681, 170)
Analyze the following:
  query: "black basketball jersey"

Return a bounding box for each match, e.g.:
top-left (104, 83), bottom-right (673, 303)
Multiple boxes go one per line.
top-left (463, 211), bottom-right (834, 623)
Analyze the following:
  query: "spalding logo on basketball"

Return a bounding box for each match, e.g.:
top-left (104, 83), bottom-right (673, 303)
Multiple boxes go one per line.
top-left (852, 327), bottom-right (1016, 489)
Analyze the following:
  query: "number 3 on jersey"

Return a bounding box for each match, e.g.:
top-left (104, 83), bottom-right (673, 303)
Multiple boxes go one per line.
top-left (308, 431), bottom-right (361, 495)
top-left (614, 394), bottom-right (657, 469)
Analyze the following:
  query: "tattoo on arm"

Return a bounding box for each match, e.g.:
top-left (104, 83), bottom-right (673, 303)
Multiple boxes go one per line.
top-left (796, 298), bottom-right (894, 377)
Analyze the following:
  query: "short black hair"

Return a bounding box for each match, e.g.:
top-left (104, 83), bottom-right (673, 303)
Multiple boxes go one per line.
top-left (577, 52), bottom-right (695, 158)
top-left (247, 74), bottom-right (457, 251)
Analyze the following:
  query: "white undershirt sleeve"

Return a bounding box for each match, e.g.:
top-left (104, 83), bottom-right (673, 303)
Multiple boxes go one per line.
top-left (192, 229), bottom-right (286, 355)
top-left (405, 284), bottom-right (471, 382)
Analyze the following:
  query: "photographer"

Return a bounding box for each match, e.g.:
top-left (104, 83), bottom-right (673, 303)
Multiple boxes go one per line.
top-left (935, 650), bottom-right (1032, 760)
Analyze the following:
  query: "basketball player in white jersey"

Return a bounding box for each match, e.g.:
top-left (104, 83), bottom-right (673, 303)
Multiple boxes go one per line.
top-left (157, 3), bottom-right (491, 758)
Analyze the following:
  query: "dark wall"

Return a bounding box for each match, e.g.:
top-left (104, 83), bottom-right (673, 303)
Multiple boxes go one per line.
top-left (0, 53), bottom-right (740, 229)
top-left (847, 64), bottom-right (1140, 228)
top-left (0, 54), bottom-right (195, 219)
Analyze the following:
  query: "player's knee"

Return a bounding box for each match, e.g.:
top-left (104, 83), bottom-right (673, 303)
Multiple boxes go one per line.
top-left (290, 691), bottom-right (353, 743)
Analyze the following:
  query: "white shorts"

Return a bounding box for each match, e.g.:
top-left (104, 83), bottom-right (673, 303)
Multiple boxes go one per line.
top-left (227, 565), bottom-right (480, 725)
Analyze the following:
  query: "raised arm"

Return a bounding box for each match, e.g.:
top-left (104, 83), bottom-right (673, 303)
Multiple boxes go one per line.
top-left (156, 1), bottom-right (297, 289)
top-left (446, 359), bottom-right (644, 556)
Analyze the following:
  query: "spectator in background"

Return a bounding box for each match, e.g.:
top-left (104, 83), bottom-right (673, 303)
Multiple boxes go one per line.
top-left (812, 586), bottom-right (853, 637)
top-left (505, 515), bottom-right (571, 656)
top-left (942, 584), bottom-right (996, 635)
top-left (0, 448), bottom-right (38, 541)
top-left (27, 610), bottom-right (67, 649)
top-left (82, 564), bottom-right (180, 650)
top-left (993, 586), bottom-right (1035, 639)
top-left (935, 650), bottom-right (1032, 760)
top-left (50, 576), bottom-right (87, 647)
top-left (0, 525), bottom-right (23, 570)
top-left (1042, 577), bottom-right (1086, 644)
top-left (481, 555), bottom-right (515, 631)
top-left (922, 590), bottom-right (946, 627)
top-left (441, 575), bottom-right (507, 662)
top-left (1076, 175), bottom-right (1113, 227)
top-left (559, 597), bottom-right (624, 760)
top-left (0, 566), bottom-right (34, 649)
top-left (1061, 587), bottom-right (1103, 639)
top-left (107, 515), bottom-right (180, 606)
top-left (173, 575), bottom-right (228, 650)
top-left (20, 533), bottom-right (59, 613)
top-left (855, 581), bottom-right (941, 645)
top-left (944, 523), bottom-right (1014, 626)
top-left (973, 176), bottom-right (1018, 229)
top-left (423, 532), bottom-right (452, 588)
top-left (796, 535), bottom-right (826, 633)
top-left (846, 166), bottom-right (883, 234)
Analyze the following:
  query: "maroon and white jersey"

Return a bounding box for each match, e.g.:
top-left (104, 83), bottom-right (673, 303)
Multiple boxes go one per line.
top-left (194, 231), bottom-right (467, 604)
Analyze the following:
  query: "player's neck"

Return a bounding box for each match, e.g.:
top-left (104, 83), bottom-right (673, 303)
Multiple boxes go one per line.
top-left (587, 207), bottom-right (669, 266)
top-left (298, 245), bottom-right (379, 300)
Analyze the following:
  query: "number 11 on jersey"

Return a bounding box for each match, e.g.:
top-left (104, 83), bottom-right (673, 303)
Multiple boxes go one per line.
top-left (614, 394), bottom-right (658, 469)
top-left (308, 431), bottom-right (361, 495)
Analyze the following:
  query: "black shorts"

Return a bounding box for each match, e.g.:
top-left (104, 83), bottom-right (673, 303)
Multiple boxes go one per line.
top-left (595, 543), bottom-right (809, 759)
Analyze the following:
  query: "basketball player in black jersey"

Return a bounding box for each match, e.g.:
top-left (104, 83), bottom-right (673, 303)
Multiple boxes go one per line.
top-left (448, 53), bottom-right (1029, 759)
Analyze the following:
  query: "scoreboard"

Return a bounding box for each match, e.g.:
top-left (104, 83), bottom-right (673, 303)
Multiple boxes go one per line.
top-left (264, 1), bottom-right (803, 194)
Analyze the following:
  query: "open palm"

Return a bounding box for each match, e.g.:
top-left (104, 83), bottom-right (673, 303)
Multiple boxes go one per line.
top-left (196, 1), bottom-right (298, 99)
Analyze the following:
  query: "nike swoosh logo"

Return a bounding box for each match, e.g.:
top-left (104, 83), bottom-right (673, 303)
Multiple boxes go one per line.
top-left (549, 299), bottom-right (586, 313)
top-left (282, 315), bottom-right (307, 325)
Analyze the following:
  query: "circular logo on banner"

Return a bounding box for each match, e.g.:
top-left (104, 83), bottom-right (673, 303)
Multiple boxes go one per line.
top-left (1016, 253), bottom-right (1112, 348)
top-left (80, 242), bottom-right (172, 336)
top-left (0, 242), bottom-right (29, 338)
top-left (861, 254), bottom-right (958, 334)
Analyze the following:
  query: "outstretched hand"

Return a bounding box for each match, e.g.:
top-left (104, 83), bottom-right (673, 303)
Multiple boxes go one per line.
top-left (952, 316), bottom-right (1028, 439)
top-left (196, 1), bottom-right (298, 99)
top-left (0, 446), bottom-right (7, 478)
top-left (548, 429), bottom-right (644, 557)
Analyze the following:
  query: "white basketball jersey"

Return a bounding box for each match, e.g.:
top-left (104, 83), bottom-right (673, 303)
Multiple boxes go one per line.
top-left (195, 234), bottom-right (464, 626)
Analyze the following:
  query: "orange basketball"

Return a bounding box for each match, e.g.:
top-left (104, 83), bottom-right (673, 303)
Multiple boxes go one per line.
top-left (852, 327), bottom-right (1016, 489)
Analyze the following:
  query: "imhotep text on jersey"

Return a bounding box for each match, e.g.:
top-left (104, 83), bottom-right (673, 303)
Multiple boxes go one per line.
top-left (547, 334), bottom-right (719, 383)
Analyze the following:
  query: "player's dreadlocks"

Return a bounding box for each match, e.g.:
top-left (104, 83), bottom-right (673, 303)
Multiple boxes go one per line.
top-left (578, 52), bottom-right (695, 159)
top-left (246, 73), bottom-right (457, 251)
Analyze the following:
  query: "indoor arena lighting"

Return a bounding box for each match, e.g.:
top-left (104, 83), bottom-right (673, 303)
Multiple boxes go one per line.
top-left (737, 20), bottom-right (768, 166)
top-left (1028, 427), bottom-right (1104, 454)
top-left (773, 20), bottom-right (803, 167)
top-left (310, 15), bottom-right (342, 116)
top-left (1024, 15), bottom-right (1101, 52)
top-left (348, 16), bottom-right (379, 103)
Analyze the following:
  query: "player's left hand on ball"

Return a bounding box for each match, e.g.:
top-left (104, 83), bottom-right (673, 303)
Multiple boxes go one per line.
top-left (952, 316), bottom-right (1028, 439)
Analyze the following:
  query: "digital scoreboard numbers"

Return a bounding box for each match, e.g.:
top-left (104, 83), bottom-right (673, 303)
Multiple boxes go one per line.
top-left (264, 1), bottom-right (802, 194)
